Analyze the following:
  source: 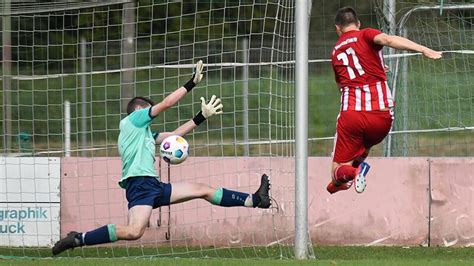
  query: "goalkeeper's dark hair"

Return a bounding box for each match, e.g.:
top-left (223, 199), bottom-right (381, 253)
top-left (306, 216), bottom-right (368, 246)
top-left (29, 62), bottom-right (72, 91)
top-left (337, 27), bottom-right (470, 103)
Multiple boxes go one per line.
top-left (334, 6), bottom-right (358, 28)
top-left (127, 96), bottom-right (155, 115)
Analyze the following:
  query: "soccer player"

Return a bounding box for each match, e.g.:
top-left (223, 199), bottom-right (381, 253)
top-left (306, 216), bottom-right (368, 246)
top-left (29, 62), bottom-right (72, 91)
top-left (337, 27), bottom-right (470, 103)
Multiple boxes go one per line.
top-left (327, 7), bottom-right (442, 194)
top-left (52, 60), bottom-right (271, 255)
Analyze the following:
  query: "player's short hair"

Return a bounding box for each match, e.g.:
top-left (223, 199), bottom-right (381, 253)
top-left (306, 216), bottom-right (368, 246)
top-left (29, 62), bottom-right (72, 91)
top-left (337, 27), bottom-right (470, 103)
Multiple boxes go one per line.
top-left (334, 6), bottom-right (358, 28)
top-left (127, 96), bottom-right (155, 115)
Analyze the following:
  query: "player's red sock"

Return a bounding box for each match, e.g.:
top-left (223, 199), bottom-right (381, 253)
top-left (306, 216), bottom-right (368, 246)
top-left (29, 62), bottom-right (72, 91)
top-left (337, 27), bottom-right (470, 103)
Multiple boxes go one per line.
top-left (333, 165), bottom-right (357, 183)
top-left (326, 180), bottom-right (352, 194)
top-left (352, 151), bottom-right (369, 167)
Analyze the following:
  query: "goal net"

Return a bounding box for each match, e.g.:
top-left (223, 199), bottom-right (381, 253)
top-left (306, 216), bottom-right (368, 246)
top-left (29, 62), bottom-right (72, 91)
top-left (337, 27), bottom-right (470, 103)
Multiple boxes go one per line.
top-left (0, 0), bottom-right (301, 259)
top-left (384, 2), bottom-right (474, 156)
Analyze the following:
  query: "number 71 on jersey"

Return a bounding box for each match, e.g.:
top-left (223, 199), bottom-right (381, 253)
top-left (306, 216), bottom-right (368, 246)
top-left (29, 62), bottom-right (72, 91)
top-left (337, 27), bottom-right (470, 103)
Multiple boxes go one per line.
top-left (336, 47), bottom-right (365, 80)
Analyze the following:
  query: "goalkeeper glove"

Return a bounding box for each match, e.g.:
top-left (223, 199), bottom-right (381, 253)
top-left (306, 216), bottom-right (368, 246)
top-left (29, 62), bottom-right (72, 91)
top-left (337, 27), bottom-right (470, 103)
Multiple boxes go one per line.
top-left (184, 60), bottom-right (204, 92)
top-left (193, 95), bottom-right (223, 125)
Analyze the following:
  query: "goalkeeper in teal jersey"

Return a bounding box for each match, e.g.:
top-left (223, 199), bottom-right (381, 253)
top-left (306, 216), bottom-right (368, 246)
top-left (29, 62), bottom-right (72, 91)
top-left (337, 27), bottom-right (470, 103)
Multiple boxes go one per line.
top-left (52, 61), bottom-right (271, 255)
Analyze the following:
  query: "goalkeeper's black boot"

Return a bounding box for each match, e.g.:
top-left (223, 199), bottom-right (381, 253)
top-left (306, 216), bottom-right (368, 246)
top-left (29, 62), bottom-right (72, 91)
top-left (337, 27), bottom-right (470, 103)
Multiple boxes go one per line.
top-left (52, 231), bottom-right (83, 256)
top-left (254, 174), bottom-right (271, 208)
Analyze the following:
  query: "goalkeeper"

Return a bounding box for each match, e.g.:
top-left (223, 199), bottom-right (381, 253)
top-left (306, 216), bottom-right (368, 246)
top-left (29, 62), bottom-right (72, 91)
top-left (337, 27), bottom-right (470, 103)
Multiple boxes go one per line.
top-left (52, 60), bottom-right (271, 255)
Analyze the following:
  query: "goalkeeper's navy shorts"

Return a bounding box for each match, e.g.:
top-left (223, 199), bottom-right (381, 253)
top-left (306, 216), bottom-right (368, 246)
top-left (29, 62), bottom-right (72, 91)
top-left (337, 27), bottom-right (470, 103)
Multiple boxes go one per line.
top-left (125, 176), bottom-right (172, 209)
top-left (332, 110), bottom-right (393, 163)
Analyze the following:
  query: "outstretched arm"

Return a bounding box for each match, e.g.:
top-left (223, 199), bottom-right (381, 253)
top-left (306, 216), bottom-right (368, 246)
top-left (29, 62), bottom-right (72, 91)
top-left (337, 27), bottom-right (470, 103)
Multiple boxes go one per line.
top-left (373, 33), bottom-right (442, 60)
top-left (155, 120), bottom-right (197, 145)
top-left (150, 60), bottom-right (204, 118)
top-left (155, 95), bottom-right (223, 144)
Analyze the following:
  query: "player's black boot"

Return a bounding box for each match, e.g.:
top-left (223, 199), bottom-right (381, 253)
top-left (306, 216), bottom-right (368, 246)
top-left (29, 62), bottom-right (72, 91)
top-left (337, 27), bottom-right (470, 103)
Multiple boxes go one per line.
top-left (52, 231), bottom-right (83, 256)
top-left (254, 174), bottom-right (271, 208)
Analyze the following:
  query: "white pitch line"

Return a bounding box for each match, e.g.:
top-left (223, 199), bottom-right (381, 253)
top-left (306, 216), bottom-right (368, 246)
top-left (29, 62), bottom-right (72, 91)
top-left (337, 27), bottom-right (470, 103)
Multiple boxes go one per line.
top-left (365, 235), bottom-right (392, 246)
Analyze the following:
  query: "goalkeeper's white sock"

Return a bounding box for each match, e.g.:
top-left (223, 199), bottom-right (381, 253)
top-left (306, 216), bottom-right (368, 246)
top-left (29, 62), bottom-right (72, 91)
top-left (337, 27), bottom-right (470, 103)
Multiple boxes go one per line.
top-left (244, 195), bottom-right (254, 207)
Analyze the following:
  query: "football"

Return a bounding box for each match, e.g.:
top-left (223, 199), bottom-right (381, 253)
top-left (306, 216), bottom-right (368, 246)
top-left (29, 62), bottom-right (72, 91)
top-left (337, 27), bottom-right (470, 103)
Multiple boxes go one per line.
top-left (159, 135), bottom-right (189, 165)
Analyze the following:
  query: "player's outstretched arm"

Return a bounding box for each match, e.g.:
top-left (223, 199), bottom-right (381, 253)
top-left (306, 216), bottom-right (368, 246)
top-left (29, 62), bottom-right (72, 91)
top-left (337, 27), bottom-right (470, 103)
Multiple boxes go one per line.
top-left (373, 33), bottom-right (442, 60)
top-left (155, 95), bottom-right (223, 144)
top-left (150, 60), bottom-right (204, 117)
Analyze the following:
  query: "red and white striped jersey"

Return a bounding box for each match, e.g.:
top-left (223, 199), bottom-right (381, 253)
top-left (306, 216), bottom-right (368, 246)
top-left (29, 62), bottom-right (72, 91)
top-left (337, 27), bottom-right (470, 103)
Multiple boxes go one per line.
top-left (339, 81), bottom-right (394, 111)
top-left (331, 28), bottom-right (395, 111)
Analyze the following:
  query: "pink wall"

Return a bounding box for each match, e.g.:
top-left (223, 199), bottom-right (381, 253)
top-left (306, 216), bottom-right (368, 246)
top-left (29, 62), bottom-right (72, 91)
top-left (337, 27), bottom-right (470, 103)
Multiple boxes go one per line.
top-left (60, 157), bottom-right (473, 247)
top-left (429, 158), bottom-right (473, 246)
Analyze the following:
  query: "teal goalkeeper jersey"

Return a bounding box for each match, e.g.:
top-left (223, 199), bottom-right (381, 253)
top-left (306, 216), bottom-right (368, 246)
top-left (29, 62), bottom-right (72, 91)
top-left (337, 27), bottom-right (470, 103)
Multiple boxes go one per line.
top-left (118, 107), bottom-right (158, 188)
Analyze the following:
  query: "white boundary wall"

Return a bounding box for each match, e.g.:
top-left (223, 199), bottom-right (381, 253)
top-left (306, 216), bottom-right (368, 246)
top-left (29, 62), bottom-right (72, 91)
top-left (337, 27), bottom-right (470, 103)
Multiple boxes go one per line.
top-left (0, 157), bottom-right (60, 247)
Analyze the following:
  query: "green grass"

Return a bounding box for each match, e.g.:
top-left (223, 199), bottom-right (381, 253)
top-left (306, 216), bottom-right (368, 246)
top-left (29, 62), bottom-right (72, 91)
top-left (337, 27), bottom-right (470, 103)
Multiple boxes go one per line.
top-left (1, 258), bottom-right (473, 266)
top-left (0, 246), bottom-right (473, 265)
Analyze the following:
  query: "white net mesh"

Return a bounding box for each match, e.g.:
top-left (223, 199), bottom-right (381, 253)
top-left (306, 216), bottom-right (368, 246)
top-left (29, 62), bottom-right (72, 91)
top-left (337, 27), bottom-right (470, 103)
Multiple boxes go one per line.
top-left (0, 0), bottom-right (298, 258)
top-left (386, 3), bottom-right (474, 156)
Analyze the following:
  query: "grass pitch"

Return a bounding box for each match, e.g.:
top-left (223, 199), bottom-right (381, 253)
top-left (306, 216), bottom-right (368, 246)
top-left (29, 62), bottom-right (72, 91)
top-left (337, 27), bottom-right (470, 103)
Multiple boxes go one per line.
top-left (0, 246), bottom-right (473, 265)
